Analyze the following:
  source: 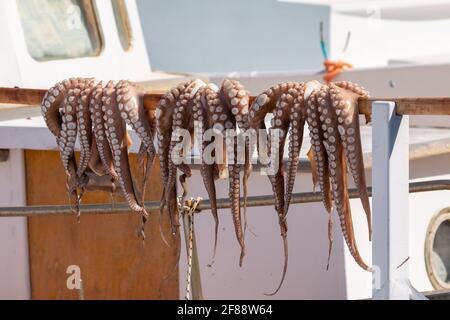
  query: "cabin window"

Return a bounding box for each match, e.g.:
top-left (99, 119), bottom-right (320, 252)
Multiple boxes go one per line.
top-left (425, 208), bottom-right (450, 290)
top-left (111, 0), bottom-right (133, 51)
top-left (17, 0), bottom-right (102, 61)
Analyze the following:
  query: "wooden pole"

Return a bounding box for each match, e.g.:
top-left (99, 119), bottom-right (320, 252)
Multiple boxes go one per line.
top-left (358, 97), bottom-right (450, 116)
top-left (1, 87), bottom-right (450, 115)
top-left (0, 87), bottom-right (46, 106)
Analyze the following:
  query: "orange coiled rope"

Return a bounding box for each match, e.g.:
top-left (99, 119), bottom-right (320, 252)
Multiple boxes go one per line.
top-left (323, 60), bottom-right (353, 83)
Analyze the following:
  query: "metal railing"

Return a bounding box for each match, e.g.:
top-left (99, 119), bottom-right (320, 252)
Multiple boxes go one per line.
top-left (0, 180), bottom-right (448, 217)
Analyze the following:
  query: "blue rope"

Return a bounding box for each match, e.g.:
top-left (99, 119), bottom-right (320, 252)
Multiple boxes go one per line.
top-left (319, 21), bottom-right (328, 60)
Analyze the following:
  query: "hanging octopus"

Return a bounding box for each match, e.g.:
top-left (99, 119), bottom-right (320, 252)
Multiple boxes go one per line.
top-left (41, 78), bottom-right (156, 236)
top-left (41, 78), bottom-right (96, 215)
top-left (156, 79), bottom-right (251, 266)
top-left (249, 80), bottom-right (371, 293)
top-left (301, 80), bottom-right (372, 271)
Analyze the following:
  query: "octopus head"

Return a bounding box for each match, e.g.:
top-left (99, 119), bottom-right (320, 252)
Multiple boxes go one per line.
top-left (207, 83), bottom-right (220, 93)
top-left (304, 80), bottom-right (324, 100)
top-left (188, 79), bottom-right (207, 99)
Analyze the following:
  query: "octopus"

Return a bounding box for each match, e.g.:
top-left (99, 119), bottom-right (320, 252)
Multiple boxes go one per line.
top-left (41, 78), bottom-right (156, 236)
top-left (249, 80), bottom-right (371, 294)
top-left (41, 78), bottom-right (95, 214)
top-left (302, 80), bottom-right (372, 271)
top-left (156, 79), bottom-right (250, 265)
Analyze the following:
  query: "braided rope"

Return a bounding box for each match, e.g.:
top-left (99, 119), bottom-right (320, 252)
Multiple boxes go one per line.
top-left (185, 212), bottom-right (194, 300)
top-left (177, 197), bottom-right (202, 301)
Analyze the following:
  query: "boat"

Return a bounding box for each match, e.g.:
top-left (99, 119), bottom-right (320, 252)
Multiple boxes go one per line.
top-left (0, 0), bottom-right (448, 300)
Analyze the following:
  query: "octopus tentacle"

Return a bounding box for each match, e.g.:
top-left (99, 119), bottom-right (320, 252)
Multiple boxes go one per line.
top-left (264, 91), bottom-right (297, 295)
top-left (249, 83), bottom-right (293, 136)
top-left (166, 89), bottom-right (190, 201)
top-left (249, 82), bottom-right (302, 294)
top-left (305, 87), bottom-right (334, 268)
top-left (205, 84), bottom-right (246, 264)
top-left (249, 82), bottom-right (303, 204)
top-left (41, 78), bottom-right (77, 138)
top-left (228, 154), bottom-right (245, 266)
top-left (103, 81), bottom-right (148, 237)
top-left (76, 78), bottom-right (96, 178)
top-left (249, 83), bottom-right (294, 219)
top-left (176, 80), bottom-right (206, 198)
top-left (283, 84), bottom-right (306, 217)
top-left (193, 85), bottom-right (220, 261)
top-left (116, 80), bottom-right (157, 203)
top-left (58, 79), bottom-right (89, 216)
top-left (329, 83), bottom-right (372, 240)
top-left (220, 79), bottom-right (252, 237)
top-left (89, 135), bottom-right (109, 176)
top-left (116, 80), bottom-right (157, 232)
top-left (58, 89), bottom-right (79, 174)
top-left (165, 81), bottom-right (205, 227)
top-left (334, 81), bottom-right (371, 124)
top-left (314, 83), bottom-right (370, 271)
top-left (177, 163), bottom-right (192, 198)
top-left (156, 81), bottom-right (193, 233)
top-left (197, 82), bottom-right (247, 265)
top-left (59, 80), bottom-right (84, 184)
top-left (305, 87), bottom-right (333, 213)
top-left (334, 81), bottom-right (369, 98)
top-left (89, 81), bottom-right (118, 180)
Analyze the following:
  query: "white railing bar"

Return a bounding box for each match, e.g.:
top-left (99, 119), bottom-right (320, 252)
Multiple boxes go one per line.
top-left (372, 101), bottom-right (410, 300)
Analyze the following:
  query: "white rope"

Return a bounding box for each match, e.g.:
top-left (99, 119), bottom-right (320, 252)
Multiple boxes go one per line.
top-left (177, 196), bottom-right (202, 301)
top-left (185, 212), bottom-right (194, 300)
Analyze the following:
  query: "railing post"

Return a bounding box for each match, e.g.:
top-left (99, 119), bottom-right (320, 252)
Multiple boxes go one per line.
top-left (372, 101), bottom-right (410, 300)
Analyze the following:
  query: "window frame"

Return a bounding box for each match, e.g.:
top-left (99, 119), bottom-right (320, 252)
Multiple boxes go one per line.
top-left (111, 0), bottom-right (133, 51)
top-left (425, 207), bottom-right (450, 290)
top-left (17, 0), bottom-right (104, 62)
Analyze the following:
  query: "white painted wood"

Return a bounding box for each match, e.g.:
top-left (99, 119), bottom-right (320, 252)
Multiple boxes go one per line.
top-left (0, 150), bottom-right (30, 299)
top-left (0, 0), bottom-right (152, 88)
top-left (372, 101), bottom-right (410, 300)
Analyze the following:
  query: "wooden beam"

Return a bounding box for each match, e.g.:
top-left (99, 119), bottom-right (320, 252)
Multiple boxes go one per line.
top-left (0, 87), bottom-right (47, 106)
top-left (1, 87), bottom-right (450, 115)
top-left (358, 97), bottom-right (450, 115)
top-left (395, 97), bottom-right (450, 115)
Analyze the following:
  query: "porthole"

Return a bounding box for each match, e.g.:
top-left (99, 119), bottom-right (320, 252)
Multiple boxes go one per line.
top-left (425, 207), bottom-right (450, 290)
